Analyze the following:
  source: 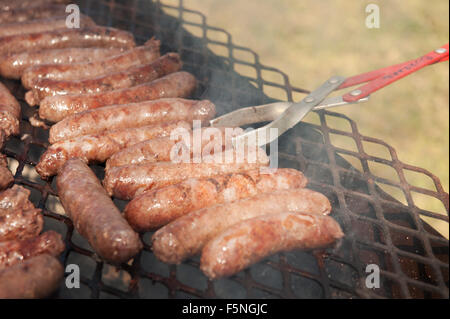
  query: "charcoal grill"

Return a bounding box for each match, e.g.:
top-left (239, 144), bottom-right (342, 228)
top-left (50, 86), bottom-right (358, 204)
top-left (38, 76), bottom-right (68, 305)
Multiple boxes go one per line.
top-left (1, 0), bottom-right (448, 299)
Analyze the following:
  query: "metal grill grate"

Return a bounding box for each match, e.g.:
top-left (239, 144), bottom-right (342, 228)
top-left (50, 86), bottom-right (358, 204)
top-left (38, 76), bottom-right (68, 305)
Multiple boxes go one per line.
top-left (1, 0), bottom-right (448, 299)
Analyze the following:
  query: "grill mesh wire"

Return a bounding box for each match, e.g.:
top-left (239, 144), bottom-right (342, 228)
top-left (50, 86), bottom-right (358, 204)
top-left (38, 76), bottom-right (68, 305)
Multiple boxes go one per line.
top-left (2, 0), bottom-right (449, 298)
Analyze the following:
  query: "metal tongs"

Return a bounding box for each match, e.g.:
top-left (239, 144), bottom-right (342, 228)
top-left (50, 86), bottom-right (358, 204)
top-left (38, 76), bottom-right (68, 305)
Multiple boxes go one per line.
top-left (211, 43), bottom-right (449, 147)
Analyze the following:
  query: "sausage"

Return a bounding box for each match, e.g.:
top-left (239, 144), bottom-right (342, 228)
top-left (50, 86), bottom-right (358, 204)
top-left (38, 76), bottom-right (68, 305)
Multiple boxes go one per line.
top-left (0, 230), bottom-right (65, 271)
top-left (0, 130), bottom-right (4, 148)
top-left (103, 146), bottom-right (270, 200)
top-left (36, 121), bottom-right (191, 179)
top-left (0, 4), bottom-right (68, 25)
top-left (0, 47), bottom-right (125, 80)
top-left (0, 15), bottom-right (96, 37)
top-left (0, 154), bottom-right (13, 190)
top-left (22, 39), bottom-right (160, 89)
top-left (57, 159), bottom-right (142, 264)
top-left (0, 81), bottom-right (21, 136)
top-left (0, 0), bottom-right (68, 12)
top-left (38, 72), bottom-right (197, 120)
top-left (125, 168), bottom-right (308, 232)
top-left (0, 185), bottom-right (43, 242)
top-left (49, 98), bottom-right (215, 144)
top-left (26, 52), bottom-right (183, 105)
top-left (105, 126), bottom-right (245, 170)
top-left (0, 26), bottom-right (136, 58)
top-left (0, 254), bottom-right (63, 299)
top-left (152, 188), bottom-right (331, 264)
top-left (200, 212), bottom-right (344, 279)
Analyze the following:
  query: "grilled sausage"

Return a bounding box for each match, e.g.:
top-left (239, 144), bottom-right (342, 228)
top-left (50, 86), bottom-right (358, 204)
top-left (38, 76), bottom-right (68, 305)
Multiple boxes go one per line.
top-left (0, 230), bottom-right (65, 271)
top-left (0, 47), bottom-right (125, 80)
top-left (0, 81), bottom-right (21, 136)
top-left (36, 121), bottom-right (191, 178)
top-left (26, 53), bottom-right (183, 105)
top-left (57, 159), bottom-right (142, 264)
top-left (105, 126), bottom-right (245, 170)
top-left (200, 212), bottom-right (344, 279)
top-left (0, 154), bottom-right (13, 190)
top-left (0, 254), bottom-right (63, 299)
top-left (0, 4), bottom-right (68, 25)
top-left (152, 188), bottom-right (331, 264)
top-left (49, 98), bottom-right (214, 144)
top-left (0, 26), bottom-right (135, 58)
top-left (38, 72), bottom-right (197, 120)
top-left (0, 185), bottom-right (43, 242)
top-left (0, 15), bottom-right (96, 38)
top-left (104, 147), bottom-right (270, 200)
top-left (0, 0), bottom-right (68, 12)
top-left (22, 39), bottom-right (160, 89)
top-left (125, 168), bottom-right (308, 231)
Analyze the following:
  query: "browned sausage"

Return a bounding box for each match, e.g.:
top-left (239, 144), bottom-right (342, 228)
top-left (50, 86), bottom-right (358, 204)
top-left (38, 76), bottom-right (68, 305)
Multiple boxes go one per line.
top-left (0, 15), bottom-right (96, 37)
top-left (103, 147), bottom-right (270, 200)
top-left (0, 185), bottom-right (43, 242)
top-left (125, 168), bottom-right (308, 232)
top-left (26, 53), bottom-right (183, 105)
top-left (6, 52), bottom-right (126, 83)
top-left (0, 4), bottom-right (68, 25)
top-left (0, 47), bottom-right (125, 80)
top-left (200, 212), bottom-right (344, 279)
top-left (57, 158), bottom-right (142, 264)
top-left (0, 81), bottom-right (21, 136)
top-left (36, 121), bottom-right (191, 179)
top-left (22, 39), bottom-right (160, 89)
top-left (105, 126), bottom-right (245, 170)
top-left (38, 72), bottom-right (197, 120)
top-left (152, 188), bottom-right (331, 264)
top-left (0, 254), bottom-right (63, 299)
top-left (0, 0), bottom-right (68, 11)
top-left (0, 154), bottom-right (13, 190)
top-left (0, 26), bottom-right (135, 58)
top-left (0, 230), bottom-right (65, 271)
top-left (49, 98), bottom-right (214, 144)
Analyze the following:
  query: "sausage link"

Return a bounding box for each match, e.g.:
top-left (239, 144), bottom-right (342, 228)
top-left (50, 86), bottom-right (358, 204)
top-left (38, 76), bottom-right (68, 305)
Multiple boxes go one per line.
top-left (27, 53), bottom-right (183, 105)
top-left (0, 15), bottom-right (96, 37)
top-left (0, 185), bottom-right (43, 242)
top-left (38, 72), bottom-right (197, 120)
top-left (57, 159), bottom-right (142, 264)
top-left (105, 126), bottom-right (245, 170)
top-left (49, 98), bottom-right (214, 144)
top-left (0, 81), bottom-right (21, 136)
top-left (200, 212), bottom-right (344, 279)
top-left (22, 39), bottom-right (160, 88)
top-left (125, 168), bottom-right (308, 231)
top-left (0, 254), bottom-right (63, 299)
top-left (0, 230), bottom-right (65, 271)
top-left (0, 26), bottom-right (136, 58)
top-left (36, 121), bottom-right (191, 178)
top-left (0, 47), bottom-right (125, 80)
top-left (0, 4), bottom-right (68, 25)
top-left (0, 0), bottom-right (69, 11)
top-left (0, 154), bottom-right (14, 190)
top-left (152, 188), bottom-right (331, 264)
top-left (104, 147), bottom-right (270, 200)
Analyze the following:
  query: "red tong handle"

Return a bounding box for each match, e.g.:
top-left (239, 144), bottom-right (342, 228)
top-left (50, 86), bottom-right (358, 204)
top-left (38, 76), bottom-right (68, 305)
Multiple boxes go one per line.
top-left (340, 43), bottom-right (449, 102)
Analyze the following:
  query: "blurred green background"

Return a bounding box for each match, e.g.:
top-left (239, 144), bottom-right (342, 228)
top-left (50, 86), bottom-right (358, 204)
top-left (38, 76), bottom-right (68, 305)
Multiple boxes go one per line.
top-left (177, 0), bottom-right (449, 235)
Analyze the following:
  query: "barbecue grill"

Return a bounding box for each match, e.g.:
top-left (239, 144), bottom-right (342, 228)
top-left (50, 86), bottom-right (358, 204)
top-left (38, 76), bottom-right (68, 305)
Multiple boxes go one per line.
top-left (2, 0), bottom-right (448, 299)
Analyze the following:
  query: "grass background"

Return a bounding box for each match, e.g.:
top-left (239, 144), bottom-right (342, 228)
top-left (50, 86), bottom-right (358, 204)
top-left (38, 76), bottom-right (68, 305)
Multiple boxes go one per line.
top-left (177, 0), bottom-right (449, 236)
